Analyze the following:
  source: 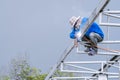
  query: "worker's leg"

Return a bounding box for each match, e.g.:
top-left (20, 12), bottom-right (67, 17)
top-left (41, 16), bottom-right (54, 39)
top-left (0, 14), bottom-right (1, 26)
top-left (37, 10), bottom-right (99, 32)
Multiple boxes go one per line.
top-left (82, 36), bottom-right (92, 52)
top-left (89, 32), bottom-right (103, 53)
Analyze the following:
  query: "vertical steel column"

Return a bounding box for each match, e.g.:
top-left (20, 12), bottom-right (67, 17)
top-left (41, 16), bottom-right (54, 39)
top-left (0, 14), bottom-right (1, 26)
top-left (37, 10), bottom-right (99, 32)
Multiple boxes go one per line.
top-left (98, 62), bottom-right (108, 80)
top-left (98, 74), bottom-right (108, 80)
top-left (119, 60), bottom-right (120, 80)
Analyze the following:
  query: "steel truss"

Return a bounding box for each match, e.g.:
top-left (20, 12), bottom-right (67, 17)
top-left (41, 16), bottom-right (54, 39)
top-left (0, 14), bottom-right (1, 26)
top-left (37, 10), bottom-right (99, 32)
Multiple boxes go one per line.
top-left (73, 10), bottom-right (120, 80)
top-left (58, 61), bottom-right (120, 80)
top-left (45, 0), bottom-right (120, 80)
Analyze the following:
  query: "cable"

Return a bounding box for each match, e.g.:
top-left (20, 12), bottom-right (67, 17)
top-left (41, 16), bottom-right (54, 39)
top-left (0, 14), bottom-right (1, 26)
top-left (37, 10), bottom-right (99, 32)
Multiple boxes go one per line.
top-left (80, 36), bottom-right (120, 53)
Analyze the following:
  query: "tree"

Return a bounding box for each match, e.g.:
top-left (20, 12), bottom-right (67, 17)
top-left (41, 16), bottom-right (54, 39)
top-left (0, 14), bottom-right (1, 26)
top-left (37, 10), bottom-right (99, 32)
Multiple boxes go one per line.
top-left (27, 73), bottom-right (47, 80)
top-left (9, 58), bottom-right (31, 80)
top-left (53, 70), bottom-right (82, 80)
top-left (9, 56), bottom-right (47, 80)
top-left (0, 75), bottom-right (10, 80)
top-left (54, 70), bottom-right (74, 77)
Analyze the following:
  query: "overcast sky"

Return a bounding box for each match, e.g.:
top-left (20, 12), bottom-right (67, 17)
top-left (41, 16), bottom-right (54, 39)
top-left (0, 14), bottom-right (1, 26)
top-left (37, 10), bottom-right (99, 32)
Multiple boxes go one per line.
top-left (0, 0), bottom-right (120, 74)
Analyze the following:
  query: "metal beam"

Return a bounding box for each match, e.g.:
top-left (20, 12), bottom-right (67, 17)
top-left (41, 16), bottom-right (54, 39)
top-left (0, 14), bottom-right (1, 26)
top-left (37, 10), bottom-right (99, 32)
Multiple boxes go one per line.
top-left (92, 55), bottom-right (120, 77)
top-left (51, 76), bottom-right (119, 79)
top-left (77, 51), bottom-right (120, 56)
top-left (79, 40), bottom-right (120, 44)
top-left (80, 0), bottom-right (110, 38)
top-left (99, 10), bottom-right (120, 27)
top-left (61, 61), bottom-right (120, 75)
top-left (45, 45), bottom-right (74, 80)
top-left (99, 23), bottom-right (120, 27)
top-left (52, 77), bottom-right (96, 79)
top-left (101, 41), bottom-right (120, 44)
top-left (103, 11), bottom-right (120, 14)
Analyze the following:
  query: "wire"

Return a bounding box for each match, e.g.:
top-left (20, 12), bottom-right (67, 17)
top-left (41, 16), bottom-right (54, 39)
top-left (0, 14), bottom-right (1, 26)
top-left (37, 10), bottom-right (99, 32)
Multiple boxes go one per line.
top-left (80, 36), bottom-right (120, 53)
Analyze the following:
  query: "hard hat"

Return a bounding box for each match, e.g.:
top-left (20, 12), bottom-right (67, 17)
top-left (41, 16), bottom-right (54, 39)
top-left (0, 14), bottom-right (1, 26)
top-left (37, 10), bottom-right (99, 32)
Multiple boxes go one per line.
top-left (69, 16), bottom-right (81, 27)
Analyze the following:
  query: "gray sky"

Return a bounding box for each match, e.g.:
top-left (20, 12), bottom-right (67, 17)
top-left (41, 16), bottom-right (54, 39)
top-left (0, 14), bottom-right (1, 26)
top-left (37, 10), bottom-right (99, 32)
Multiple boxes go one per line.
top-left (0, 0), bottom-right (120, 74)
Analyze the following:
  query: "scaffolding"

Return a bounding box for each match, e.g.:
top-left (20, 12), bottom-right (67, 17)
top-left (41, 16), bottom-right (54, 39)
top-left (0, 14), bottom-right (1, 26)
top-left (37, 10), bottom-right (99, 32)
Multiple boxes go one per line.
top-left (45, 0), bottom-right (120, 80)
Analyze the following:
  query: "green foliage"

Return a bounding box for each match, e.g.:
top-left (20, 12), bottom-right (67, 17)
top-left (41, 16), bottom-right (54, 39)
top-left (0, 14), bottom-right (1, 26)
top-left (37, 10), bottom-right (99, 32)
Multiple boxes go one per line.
top-left (27, 74), bottom-right (47, 80)
top-left (0, 76), bottom-right (10, 80)
top-left (0, 55), bottom-right (48, 80)
top-left (10, 58), bottom-right (31, 80)
top-left (9, 57), bottom-right (47, 80)
top-left (54, 70), bottom-right (74, 77)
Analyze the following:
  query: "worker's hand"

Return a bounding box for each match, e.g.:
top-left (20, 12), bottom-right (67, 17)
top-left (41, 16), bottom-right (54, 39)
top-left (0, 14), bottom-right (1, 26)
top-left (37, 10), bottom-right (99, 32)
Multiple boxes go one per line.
top-left (74, 39), bottom-right (78, 47)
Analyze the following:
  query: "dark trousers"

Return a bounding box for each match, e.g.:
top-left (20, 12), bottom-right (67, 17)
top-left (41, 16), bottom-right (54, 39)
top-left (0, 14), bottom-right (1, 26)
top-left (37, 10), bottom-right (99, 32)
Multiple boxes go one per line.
top-left (82, 32), bottom-right (103, 51)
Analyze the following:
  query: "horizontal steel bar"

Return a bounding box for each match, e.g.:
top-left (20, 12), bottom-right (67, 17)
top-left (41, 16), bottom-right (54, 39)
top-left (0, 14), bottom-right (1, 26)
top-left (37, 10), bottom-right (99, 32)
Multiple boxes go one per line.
top-left (99, 23), bottom-right (120, 27)
top-left (101, 40), bottom-right (120, 44)
top-left (52, 76), bottom-right (119, 79)
top-left (103, 11), bottom-right (120, 14)
top-left (77, 51), bottom-right (120, 55)
top-left (61, 70), bottom-right (99, 74)
top-left (103, 13), bottom-right (120, 19)
top-left (61, 70), bottom-right (119, 75)
top-left (64, 61), bottom-right (118, 64)
top-left (52, 77), bottom-right (96, 79)
top-left (62, 61), bottom-right (120, 73)
top-left (64, 63), bottom-right (99, 72)
top-left (79, 41), bottom-right (120, 45)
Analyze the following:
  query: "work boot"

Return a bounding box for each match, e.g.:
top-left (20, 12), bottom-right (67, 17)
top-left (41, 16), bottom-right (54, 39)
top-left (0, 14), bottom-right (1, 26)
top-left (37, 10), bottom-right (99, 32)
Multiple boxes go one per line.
top-left (88, 48), bottom-right (97, 56)
top-left (84, 43), bottom-right (91, 52)
top-left (84, 47), bottom-right (90, 52)
top-left (92, 47), bottom-right (98, 54)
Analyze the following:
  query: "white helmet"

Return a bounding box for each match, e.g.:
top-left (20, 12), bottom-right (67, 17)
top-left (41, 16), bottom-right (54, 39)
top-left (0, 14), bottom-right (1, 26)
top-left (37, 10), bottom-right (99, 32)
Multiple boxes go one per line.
top-left (69, 16), bottom-right (81, 27)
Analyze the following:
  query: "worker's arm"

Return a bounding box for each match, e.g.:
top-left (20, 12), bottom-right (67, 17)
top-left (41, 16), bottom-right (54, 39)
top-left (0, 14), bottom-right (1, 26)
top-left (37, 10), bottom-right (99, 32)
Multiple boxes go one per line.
top-left (74, 39), bottom-right (78, 47)
top-left (70, 28), bottom-right (79, 47)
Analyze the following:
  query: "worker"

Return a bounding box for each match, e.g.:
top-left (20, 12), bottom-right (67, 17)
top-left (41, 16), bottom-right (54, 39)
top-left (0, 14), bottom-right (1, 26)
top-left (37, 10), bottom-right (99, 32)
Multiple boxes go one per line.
top-left (69, 16), bottom-right (104, 56)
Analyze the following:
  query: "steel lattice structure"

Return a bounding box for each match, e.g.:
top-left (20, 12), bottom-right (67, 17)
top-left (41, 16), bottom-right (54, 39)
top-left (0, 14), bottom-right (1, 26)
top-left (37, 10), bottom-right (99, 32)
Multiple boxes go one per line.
top-left (45, 0), bottom-right (120, 80)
